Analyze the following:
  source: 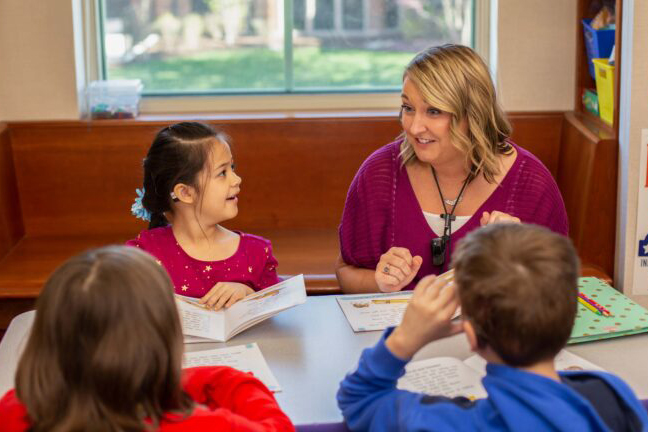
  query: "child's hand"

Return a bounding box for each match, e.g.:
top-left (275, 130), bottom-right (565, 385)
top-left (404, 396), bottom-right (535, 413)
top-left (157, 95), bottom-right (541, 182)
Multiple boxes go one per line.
top-left (375, 247), bottom-right (423, 293)
top-left (386, 275), bottom-right (462, 360)
top-left (199, 282), bottom-right (254, 310)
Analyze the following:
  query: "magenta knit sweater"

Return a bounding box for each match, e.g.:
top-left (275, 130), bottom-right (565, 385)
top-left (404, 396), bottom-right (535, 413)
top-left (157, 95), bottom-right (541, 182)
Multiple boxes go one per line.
top-left (339, 140), bottom-right (569, 290)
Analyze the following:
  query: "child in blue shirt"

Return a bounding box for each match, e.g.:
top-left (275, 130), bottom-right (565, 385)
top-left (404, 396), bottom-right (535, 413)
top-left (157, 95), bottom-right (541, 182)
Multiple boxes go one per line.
top-left (338, 223), bottom-right (648, 431)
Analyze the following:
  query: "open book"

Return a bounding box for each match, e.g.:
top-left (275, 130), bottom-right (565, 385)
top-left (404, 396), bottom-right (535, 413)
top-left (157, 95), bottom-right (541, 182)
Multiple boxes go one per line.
top-left (397, 350), bottom-right (604, 400)
top-left (337, 291), bottom-right (460, 332)
top-left (184, 343), bottom-right (281, 392)
top-left (176, 274), bottom-right (306, 343)
top-left (337, 270), bottom-right (458, 332)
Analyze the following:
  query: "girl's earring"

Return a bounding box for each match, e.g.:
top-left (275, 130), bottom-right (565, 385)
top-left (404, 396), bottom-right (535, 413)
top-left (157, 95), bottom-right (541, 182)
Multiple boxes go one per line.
top-left (170, 191), bottom-right (180, 202)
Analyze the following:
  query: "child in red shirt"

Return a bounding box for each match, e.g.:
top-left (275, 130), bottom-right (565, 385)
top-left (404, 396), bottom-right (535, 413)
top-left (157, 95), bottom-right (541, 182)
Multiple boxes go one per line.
top-left (0, 246), bottom-right (293, 432)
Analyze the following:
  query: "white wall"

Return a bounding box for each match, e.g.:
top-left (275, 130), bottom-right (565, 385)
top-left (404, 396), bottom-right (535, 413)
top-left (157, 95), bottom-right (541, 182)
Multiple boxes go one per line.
top-left (0, 0), bottom-right (576, 121)
top-left (497, 0), bottom-right (576, 111)
top-left (0, 0), bottom-right (80, 121)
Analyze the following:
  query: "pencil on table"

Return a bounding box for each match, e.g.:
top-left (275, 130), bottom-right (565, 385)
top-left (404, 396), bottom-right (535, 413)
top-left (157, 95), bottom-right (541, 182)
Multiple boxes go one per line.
top-left (578, 292), bottom-right (613, 317)
top-left (578, 297), bottom-right (601, 315)
top-left (371, 299), bottom-right (410, 304)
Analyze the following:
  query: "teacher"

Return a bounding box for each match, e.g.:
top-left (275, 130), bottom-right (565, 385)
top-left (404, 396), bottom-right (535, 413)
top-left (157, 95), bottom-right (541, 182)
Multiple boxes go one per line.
top-left (336, 44), bottom-right (568, 293)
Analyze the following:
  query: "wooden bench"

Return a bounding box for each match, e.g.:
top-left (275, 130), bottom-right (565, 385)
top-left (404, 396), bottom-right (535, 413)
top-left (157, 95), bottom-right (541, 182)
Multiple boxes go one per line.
top-left (0, 112), bottom-right (617, 337)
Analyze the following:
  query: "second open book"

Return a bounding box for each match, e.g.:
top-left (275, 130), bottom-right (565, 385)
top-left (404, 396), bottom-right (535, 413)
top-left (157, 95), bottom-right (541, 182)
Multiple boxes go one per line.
top-left (399, 350), bottom-right (604, 399)
top-left (176, 275), bottom-right (307, 342)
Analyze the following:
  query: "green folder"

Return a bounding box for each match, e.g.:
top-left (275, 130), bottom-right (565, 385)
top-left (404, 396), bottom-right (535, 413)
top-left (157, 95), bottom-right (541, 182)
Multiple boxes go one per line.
top-left (569, 277), bottom-right (648, 344)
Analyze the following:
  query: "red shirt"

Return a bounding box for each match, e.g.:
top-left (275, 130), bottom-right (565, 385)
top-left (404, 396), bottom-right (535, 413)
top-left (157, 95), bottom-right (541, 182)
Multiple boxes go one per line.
top-left (0, 366), bottom-right (294, 431)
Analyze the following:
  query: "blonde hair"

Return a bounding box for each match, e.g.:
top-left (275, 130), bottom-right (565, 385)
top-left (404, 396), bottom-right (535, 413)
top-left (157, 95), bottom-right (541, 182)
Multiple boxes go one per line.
top-left (399, 44), bottom-right (512, 182)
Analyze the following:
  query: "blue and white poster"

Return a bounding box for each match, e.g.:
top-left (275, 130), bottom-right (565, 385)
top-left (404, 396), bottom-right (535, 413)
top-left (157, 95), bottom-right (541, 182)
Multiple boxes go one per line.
top-left (632, 129), bottom-right (648, 293)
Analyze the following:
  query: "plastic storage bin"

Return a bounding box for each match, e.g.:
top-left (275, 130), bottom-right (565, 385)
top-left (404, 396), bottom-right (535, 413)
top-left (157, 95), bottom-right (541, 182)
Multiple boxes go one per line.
top-left (582, 19), bottom-right (615, 80)
top-left (592, 58), bottom-right (614, 126)
top-left (88, 80), bottom-right (143, 119)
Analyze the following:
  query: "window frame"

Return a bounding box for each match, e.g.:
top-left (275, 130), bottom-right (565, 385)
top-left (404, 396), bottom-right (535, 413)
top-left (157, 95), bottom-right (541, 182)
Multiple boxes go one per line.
top-left (83, 0), bottom-right (491, 114)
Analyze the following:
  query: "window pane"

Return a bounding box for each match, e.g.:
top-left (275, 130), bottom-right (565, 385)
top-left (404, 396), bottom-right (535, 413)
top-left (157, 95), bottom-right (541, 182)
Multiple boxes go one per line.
top-left (101, 0), bottom-right (473, 94)
top-left (104, 0), bottom-right (285, 92)
top-left (292, 0), bottom-right (473, 90)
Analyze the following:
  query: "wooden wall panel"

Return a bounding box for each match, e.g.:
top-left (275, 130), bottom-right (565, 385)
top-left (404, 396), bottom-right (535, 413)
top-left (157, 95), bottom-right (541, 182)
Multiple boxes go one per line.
top-left (8, 113), bottom-right (563, 238)
top-left (0, 124), bottom-right (24, 257)
top-left (508, 112), bottom-right (563, 177)
top-left (558, 112), bottom-right (617, 276)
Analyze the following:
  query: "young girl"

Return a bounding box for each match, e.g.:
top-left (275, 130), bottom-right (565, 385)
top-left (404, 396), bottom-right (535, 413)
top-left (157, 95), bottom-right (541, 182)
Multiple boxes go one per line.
top-left (127, 122), bottom-right (280, 310)
top-left (0, 246), bottom-right (294, 431)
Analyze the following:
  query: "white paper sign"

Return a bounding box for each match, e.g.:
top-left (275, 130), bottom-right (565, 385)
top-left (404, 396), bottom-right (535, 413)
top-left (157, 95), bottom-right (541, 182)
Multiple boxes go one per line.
top-left (632, 130), bottom-right (648, 294)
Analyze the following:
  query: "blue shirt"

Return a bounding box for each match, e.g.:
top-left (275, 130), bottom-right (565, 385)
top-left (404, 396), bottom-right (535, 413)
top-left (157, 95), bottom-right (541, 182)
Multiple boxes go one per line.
top-left (338, 328), bottom-right (648, 431)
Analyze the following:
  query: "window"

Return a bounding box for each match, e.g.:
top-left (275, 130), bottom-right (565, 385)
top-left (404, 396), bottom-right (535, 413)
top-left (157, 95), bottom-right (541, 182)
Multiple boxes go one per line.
top-left (99, 0), bottom-right (476, 96)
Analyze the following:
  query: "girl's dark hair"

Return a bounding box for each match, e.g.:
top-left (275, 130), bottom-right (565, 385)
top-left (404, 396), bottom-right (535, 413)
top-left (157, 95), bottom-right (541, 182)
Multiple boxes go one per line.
top-left (15, 246), bottom-right (193, 431)
top-left (142, 122), bottom-right (230, 229)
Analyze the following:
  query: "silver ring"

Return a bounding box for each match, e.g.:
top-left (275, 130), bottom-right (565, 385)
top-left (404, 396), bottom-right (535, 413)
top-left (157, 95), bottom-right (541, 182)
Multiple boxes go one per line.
top-left (383, 265), bottom-right (390, 274)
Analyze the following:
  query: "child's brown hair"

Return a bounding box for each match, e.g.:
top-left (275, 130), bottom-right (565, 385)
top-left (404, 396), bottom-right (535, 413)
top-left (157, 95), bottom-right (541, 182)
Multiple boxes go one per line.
top-left (453, 223), bottom-right (579, 367)
top-left (15, 245), bottom-right (193, 431)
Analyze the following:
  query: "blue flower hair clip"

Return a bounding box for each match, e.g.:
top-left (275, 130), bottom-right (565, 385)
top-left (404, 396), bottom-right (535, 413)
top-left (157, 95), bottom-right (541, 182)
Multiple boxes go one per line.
top-left (131, 188), bottom-right (151, 222)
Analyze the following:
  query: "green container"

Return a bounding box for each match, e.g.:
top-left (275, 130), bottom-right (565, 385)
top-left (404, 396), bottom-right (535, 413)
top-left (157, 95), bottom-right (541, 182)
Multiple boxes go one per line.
top-left (582, 88), bottom-right (599, 116)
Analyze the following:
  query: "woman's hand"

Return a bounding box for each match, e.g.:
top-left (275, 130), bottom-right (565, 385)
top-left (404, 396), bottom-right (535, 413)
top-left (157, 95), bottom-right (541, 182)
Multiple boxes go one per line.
top-left (480, 210), bottom-right (520, 226)
top-left (386, 275), bottom-right (463, 360)
top-left (199, 282), bottom-right (254, 310)
top-left (375, 247), bottom-right (423, 293)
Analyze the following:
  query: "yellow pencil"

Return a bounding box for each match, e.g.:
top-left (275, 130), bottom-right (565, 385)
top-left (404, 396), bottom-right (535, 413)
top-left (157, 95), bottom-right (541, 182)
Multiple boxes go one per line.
top-left (578, 297), bottom-right (601, 315)
top-left (372, 299), bottom-right (410, 304)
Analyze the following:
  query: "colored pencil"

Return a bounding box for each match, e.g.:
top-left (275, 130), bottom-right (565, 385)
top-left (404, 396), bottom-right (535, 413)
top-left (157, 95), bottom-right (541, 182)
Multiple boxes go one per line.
top-left (372, 299), bottom-right (409, 304)
top-left (578, 297), bottom-right (601, 315)
top-left (578, 292), bottom-right (613, 316)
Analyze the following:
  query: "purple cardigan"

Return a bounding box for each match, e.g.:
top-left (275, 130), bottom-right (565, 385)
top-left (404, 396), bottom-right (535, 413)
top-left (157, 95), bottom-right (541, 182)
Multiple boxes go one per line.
top-left (339, 140), bottom-right (568, 290)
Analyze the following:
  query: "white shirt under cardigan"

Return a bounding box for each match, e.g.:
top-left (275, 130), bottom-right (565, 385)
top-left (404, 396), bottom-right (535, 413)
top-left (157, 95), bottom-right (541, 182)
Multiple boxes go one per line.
top-left (422, 211), bottom-right (471, 237)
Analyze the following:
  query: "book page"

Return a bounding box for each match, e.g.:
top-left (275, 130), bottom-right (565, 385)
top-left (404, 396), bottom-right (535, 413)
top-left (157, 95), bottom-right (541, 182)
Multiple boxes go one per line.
top-left (176, 296), bottom-right (226, 341)
top-left (337, 292), bottom-right (460, 332)
top-left (183, 343), bottom-right (281, 392)
top-left (398, 357), bottom-right (487, 400)
top-left (224, 275), bottom-right (307, 338)
top-left (463, 349), bottom-right (605, 375)
top-left (0, 311), bottom-right (34, 397)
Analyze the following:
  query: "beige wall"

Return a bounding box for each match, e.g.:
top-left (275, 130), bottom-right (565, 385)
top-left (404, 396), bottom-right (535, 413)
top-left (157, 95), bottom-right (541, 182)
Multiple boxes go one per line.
top-left (0, 0), bottom-right (80, 121)
top-left (497, 0), bottom-right (576, 112)
top-left (0, 0), bottom-right (576, 121)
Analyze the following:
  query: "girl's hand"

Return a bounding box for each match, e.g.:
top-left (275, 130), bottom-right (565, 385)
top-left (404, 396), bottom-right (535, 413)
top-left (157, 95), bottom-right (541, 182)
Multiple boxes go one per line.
top-left (375, 247), bottom-right (423, 293)
top-left (386, 275), bottom-right (463, 360)
top-left (480, 210), bottom-right (520, 226)
top-left (199, 282), bottom-right (254, 310)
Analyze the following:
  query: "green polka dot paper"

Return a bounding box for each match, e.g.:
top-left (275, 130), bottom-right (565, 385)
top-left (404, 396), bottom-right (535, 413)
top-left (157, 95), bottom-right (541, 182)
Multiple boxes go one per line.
top-left (569, 277), bottom-right (648, 344)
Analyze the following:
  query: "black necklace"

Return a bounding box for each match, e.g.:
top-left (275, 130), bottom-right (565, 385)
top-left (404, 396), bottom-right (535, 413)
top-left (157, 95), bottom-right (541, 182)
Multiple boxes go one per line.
top-left (430, 167), bottom-right (473, 270)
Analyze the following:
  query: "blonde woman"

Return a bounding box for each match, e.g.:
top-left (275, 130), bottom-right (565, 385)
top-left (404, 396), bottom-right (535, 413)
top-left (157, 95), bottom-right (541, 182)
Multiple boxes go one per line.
top-left (336, 45), bottom-right (568, 294)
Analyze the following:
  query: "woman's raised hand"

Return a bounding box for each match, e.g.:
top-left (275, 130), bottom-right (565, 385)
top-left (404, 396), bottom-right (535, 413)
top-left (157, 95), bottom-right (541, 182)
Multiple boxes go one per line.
top-left (375, 247), bottom-right (423, 293)
top-left (480, 210), bottom-right (520, 226)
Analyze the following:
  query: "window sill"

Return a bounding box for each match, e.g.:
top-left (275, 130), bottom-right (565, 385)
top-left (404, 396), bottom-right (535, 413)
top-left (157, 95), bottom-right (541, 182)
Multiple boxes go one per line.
top-left (139, 92), bottom-right (402, 115)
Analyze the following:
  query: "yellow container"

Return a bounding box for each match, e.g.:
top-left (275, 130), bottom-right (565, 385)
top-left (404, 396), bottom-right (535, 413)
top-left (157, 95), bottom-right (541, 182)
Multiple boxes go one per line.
top-left (592, 58), bottom-right (615, 126)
